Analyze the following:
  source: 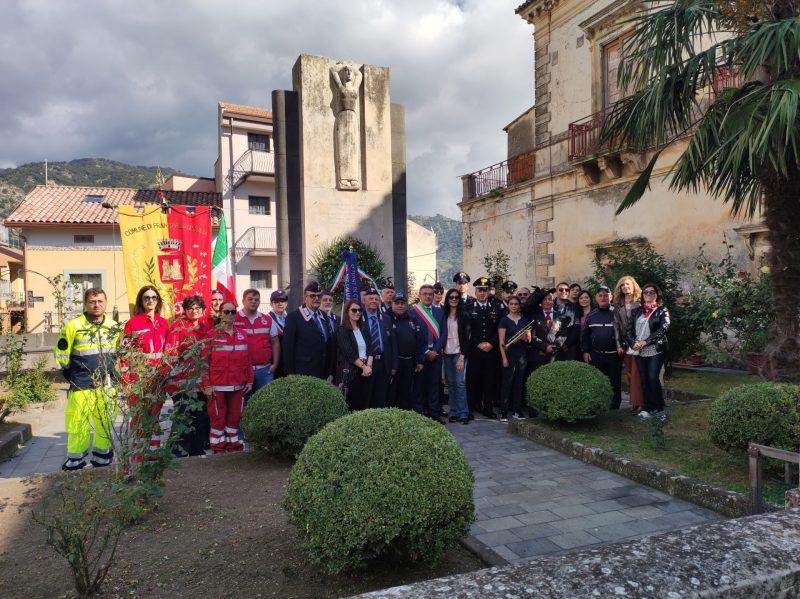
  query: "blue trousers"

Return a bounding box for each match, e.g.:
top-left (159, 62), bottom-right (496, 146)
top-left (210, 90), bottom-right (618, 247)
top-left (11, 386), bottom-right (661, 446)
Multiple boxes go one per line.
top-left (413, 356), bottom-right (441, 416)
top-left (443, 354), bottom-right (468, 420)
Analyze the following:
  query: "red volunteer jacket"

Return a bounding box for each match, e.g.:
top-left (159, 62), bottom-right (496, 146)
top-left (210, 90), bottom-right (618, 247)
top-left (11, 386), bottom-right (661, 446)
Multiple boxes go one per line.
top-left (163, 317), bottom-right (209, 394)
top-left (122, 313), bottom-right (168, 376)
top-left (202, 327), bottom-right (255, 391)
top-left (234, 310), bottom-right (276, 367)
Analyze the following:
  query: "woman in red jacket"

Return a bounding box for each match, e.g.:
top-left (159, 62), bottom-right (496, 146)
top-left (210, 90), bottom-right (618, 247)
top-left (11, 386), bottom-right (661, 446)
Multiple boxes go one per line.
top-left (203, 300), bottom-right (253, 453)
top-left (165, 295), bottom-right (210, 456)
top-left (123, 285), bottom-right (169, 452)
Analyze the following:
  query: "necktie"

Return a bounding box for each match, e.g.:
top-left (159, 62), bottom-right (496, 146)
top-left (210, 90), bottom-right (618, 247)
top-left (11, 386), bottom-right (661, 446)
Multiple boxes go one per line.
top-left (546, 312), bottom-right (553, 328)
top-left (370, 314), bottom-right (382, 353)
top-left (315, 312), bottom-right (327, 340)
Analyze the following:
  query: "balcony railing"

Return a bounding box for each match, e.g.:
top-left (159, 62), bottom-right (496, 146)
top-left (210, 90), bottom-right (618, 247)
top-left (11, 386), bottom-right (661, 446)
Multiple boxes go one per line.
top-left (461, 149), bottom-right (536, 201)
top-left (234, 227), bottom-right (277, 259)
top-left (569, 65), bottom-right (765, 163)
top-left (568, 106), bottom-right (618, 162)
top-left (229, 149), bottom-right (275, 191)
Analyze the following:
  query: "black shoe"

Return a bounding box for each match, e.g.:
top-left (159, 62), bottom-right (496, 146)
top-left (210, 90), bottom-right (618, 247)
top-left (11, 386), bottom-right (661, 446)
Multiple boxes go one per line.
top-left (439, 408), bottom-right (448, 418)
top-left (448, 416), bottom-right (458, 423)
top-left (468, 412), bottom-right (474, 421)
top-left (459, 417), bottom-right (470, 425)
top-left (62, 458), bottom-right (86, 471)
top-left (429, 415), bottom-right (444, 424)
top-left (498, 413), bottom-right (509, 423)
top-left (90, 448), bottom-right (113, 468)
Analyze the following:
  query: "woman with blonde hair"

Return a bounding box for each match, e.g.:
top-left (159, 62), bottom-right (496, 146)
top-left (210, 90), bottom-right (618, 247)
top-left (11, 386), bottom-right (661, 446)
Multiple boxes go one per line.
top-left (613, 275), bottom-right (644, 414)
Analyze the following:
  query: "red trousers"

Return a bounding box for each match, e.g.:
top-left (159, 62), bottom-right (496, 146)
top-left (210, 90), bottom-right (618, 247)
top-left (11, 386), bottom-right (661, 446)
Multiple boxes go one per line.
top-left (208, 389), bottom-right (244, 453)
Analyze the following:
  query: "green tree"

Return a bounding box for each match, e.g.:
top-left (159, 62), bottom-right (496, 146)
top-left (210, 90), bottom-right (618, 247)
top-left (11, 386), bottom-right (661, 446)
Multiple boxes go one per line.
top-left (310, 237), bottom-right (388, 304)
top-left (482, 249), bottom-right (510, 282)
top-left (602, 0), bottom-right (800, 381)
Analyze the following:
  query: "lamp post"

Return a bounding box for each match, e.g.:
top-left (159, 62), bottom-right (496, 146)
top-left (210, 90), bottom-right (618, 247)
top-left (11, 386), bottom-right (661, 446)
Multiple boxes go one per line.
top-left (101, 202), bottom-right (120, 321)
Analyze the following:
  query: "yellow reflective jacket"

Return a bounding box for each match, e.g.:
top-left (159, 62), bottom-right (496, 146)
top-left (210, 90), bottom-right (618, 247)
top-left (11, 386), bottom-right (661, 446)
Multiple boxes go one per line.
top-left (54, 313), bottom-right (120, 390)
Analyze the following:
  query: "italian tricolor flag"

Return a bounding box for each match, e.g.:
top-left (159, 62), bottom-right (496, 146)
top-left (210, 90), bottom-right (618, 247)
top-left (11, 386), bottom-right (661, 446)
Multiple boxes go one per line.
top-left (212, 210), bottom-right (234, 300)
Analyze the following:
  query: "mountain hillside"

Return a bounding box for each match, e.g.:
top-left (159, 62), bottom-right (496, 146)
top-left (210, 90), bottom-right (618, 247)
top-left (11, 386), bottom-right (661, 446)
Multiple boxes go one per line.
top-left (0, 159), bottom-right (180, 218)
top-left (408, 213), bottom-right (463, 284)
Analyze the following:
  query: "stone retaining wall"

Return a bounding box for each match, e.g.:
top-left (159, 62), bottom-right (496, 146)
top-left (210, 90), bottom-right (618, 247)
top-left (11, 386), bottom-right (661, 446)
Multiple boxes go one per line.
top-left (353, 509), bottom-right (800, 598)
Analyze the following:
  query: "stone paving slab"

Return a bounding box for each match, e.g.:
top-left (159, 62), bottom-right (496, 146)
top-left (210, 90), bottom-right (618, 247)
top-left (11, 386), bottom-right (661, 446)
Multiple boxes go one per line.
top-left (446, 416), bottom-right (723, 563)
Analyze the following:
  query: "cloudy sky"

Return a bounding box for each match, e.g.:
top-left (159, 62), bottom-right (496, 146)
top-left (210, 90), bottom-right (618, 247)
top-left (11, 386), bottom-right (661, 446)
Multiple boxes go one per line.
top-left (1, 0), bottom-right (533, 217)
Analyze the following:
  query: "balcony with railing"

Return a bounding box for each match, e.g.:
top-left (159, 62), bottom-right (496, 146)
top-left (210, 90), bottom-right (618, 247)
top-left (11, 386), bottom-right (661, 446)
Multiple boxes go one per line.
top-left (460, 149), bottom-right (536, 201)
top-left (234, 227), bottom-right (277, 259)
top-left (568, 65), bottom-right (763, 164)
top-left (229, 149), bottom-right (275, 191)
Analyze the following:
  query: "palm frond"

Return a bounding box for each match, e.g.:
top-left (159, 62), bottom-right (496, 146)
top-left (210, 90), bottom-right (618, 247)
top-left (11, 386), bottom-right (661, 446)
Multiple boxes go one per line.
top-left (619, 0), bottom-right (722, 91)
top-left (615, 151), bottom-right (663, 215)
top-left (727, 17), bottom-right (800, 79)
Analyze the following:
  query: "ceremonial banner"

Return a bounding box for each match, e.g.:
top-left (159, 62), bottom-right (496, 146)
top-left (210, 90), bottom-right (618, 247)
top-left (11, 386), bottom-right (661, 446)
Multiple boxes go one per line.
top-left (118, 205), bottom-right (212, 319)
top-left (166, 206), bottom-right (212, 312)
top-left (211, 210), bottom-right (234, 300)
top-left (342, 250), bottom-right (360, 302)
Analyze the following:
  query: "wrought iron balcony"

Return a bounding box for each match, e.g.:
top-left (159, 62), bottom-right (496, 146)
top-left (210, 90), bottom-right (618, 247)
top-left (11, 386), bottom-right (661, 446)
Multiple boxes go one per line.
top-left (230, 149), bottom-right (275, 191)
top-left (234, 227), bottom-right (277, 259)
top-left (568, 106), bottom-right (617, 162)
top-left (461, 149), bottom-right (536, 201)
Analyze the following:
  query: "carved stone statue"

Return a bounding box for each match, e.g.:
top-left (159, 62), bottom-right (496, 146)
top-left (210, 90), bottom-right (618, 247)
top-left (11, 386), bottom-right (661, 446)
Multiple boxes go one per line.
top-left (330, 62), bottom-right (363, 190)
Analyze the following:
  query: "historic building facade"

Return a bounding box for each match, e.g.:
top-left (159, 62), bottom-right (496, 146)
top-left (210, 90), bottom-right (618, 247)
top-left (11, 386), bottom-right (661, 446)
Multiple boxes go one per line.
top-left (459, 0), bottom-right (767, 288)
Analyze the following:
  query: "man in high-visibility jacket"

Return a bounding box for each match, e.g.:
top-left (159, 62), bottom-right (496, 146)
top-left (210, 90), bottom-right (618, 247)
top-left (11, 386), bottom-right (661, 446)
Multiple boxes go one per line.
top-left (54, 288), bottom-right (120, 471)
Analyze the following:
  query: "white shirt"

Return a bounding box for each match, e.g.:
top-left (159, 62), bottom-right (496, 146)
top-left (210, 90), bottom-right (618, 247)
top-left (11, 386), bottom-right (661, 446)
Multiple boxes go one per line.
top-left (353, 329), bottom-right (367, 360)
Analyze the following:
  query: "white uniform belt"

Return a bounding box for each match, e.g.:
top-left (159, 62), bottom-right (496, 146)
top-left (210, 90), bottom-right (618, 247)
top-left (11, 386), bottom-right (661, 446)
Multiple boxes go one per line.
top-left (212, 384), bottom-right (245, 391)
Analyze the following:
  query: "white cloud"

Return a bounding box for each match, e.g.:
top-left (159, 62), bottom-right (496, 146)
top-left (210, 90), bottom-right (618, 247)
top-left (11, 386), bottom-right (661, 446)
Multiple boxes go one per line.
top-left (0, 0), bottom-right (533, 217)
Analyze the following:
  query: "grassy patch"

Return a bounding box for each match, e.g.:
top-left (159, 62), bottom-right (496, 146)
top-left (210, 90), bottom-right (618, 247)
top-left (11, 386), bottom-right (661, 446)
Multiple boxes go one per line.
top-left (665, 369), bottom-right (760, 397)
top-left (536, 402), bottom-right (789, 504)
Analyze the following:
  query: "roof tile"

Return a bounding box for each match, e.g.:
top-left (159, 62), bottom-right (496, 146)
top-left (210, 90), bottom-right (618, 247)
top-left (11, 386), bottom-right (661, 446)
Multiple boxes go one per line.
top-left (4, 185), bottom-right (222, 226)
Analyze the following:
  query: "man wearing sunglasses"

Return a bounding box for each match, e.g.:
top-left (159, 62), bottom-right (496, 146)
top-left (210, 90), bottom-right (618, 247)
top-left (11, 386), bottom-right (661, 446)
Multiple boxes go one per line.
top-left (282, 281), bottom-right (334, 380)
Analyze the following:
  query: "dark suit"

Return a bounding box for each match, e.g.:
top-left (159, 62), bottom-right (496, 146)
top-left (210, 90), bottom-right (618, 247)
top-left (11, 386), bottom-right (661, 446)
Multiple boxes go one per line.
top-left (410, 303), bottom-right (446, 417)
top-left (336, 323), bottom-right (374, 411)
top-left (283, 306), bottom-right (333, 379)
top-left (363, 309), bottom-right (397, 408)
top-left (464, 300), bottom-right (504, 417)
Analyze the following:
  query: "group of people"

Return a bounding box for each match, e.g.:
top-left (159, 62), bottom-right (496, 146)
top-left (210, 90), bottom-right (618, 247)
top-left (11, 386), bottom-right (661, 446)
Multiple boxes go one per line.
top-left (54, 271), bottom-right (671, 471)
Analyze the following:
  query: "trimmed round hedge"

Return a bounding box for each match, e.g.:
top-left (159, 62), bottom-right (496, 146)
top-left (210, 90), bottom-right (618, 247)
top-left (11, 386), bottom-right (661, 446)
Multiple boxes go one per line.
top-left (283, 408), bottom-right (474, 574)
top-left (240, 375), bottom-right (348, 457)
top-left (708, 383), bottom-right (800, 452)
top-left (526, 360), bottom-right (612, 422)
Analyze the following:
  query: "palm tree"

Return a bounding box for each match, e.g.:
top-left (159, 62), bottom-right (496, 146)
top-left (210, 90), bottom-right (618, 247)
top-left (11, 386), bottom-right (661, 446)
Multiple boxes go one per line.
top-left (602, 0), bottom-right (800, 382)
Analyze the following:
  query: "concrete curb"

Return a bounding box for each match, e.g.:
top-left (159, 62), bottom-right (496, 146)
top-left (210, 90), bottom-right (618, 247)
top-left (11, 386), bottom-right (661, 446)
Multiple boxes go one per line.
top-left (459, 534), bottom-right (509, 568)
top-left (0, 423), bottom-right (33, 462)
top-left (508, 420), bottom-right (752, 518)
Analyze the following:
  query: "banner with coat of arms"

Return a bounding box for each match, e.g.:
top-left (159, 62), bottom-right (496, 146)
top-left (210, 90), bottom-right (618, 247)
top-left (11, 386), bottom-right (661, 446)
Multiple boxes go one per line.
top-left (118, 205), bottom-right (212, 319)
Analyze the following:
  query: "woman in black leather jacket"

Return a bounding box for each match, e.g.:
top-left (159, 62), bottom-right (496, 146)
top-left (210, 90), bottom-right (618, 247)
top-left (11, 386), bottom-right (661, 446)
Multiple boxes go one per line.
top-left (627, 283), bottom-right (671, 417)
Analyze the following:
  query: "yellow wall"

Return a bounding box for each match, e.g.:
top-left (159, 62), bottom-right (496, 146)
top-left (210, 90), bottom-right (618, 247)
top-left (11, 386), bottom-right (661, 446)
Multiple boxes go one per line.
top-left (24, 246), bottom-right (127, 333)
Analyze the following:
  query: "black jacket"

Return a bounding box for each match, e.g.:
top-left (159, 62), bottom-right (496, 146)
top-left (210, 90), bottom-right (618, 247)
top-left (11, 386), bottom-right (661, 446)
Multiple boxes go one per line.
top-left (463, 301), bottom-right (505, 351)
top-left (283, 307), bottom-right (334, 379)
top-left (627, 305), bottom-right (671, 352)
top-left (389, 312), bottom-right (426, 365)
top-left (336, 323), bottom-right (374, 384)
top-left (581, 307), bottom-right (618, 354)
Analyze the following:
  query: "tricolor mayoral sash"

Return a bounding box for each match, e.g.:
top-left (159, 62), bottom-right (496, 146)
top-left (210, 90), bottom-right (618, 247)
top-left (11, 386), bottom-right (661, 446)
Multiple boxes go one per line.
top-left (413, 304), bottom-right (440, 339)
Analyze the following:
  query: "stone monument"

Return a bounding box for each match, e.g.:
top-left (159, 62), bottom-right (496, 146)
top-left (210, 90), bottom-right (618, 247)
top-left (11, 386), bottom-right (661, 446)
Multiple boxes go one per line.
top-left (272, 54), bottom-right (407, 302)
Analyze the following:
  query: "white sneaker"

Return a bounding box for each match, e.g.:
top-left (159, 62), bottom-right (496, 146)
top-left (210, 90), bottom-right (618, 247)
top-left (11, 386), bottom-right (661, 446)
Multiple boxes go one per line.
top-left (638, 411), bottom-right (651, 419)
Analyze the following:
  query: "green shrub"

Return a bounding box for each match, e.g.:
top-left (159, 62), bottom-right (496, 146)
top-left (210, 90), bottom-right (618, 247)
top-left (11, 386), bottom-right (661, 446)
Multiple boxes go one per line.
top-left (241, 375), bottom-right (348, 457)
top-left (526, 361), bottom-right (612, 422)
top-left (283, 408), bottom-right (474, 574)
top-left (0, 357), bottom-right (56, 423)
top-left (708, 383), bottom-right (800, 452)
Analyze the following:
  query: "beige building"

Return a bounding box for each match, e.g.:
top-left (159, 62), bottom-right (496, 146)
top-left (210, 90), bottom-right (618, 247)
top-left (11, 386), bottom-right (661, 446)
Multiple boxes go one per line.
top-left (4, 186), bottom-right (220, 332)
top-left (459, 0), bottom-right (766, 287)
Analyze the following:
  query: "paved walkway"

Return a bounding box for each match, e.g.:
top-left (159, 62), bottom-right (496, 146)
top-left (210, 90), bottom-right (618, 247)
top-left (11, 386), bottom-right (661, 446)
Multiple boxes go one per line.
top-left (0, 398), bottom-right (68, 478)
top-left (446, 416), bottom-right (723, 563)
